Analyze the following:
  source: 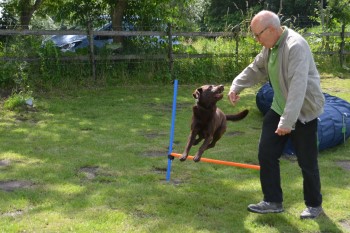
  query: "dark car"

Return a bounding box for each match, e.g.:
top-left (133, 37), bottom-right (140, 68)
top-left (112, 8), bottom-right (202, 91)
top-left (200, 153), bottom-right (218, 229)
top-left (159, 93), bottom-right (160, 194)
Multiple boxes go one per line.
top-left (42, 23), bottom-right (114, 52)
top-left (42, 22), bottom-right (179, 52)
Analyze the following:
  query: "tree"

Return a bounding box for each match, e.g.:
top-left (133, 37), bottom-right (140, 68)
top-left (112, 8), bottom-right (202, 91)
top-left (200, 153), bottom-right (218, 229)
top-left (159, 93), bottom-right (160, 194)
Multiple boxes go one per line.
top-left (109, 0), bottom-right (128, 43)
top-left (2, 0), bottom-right (44, 29)
top-left (105, 0), bottom-right (199, 44)
top-left (19, 0), bottom-right (43, 29)
top-left (327, 0), bottom-right (350, 67)
top-left (327, 0), bottom-right (350, 27)
top-left (205, 0), bottom-right (322, 30)
top-left (0, 2), bottom-right (18, 42)
top-left (0, 2), bottom-right (18, 30)
top-left (204, 0), bottom-right (263, 31)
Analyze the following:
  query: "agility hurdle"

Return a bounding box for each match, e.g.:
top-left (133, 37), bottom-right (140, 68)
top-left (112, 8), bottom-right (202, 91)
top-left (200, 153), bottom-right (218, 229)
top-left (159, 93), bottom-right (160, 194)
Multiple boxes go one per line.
top-left (166, 80), bottom-right (260, 182)
top-left (170, 153), bottom-right (260, 170)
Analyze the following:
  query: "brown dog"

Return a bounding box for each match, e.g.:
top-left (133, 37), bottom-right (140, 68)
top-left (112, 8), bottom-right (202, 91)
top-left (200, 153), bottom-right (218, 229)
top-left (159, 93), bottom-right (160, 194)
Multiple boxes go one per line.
top-left (180, 84), bottom-right (249, 162)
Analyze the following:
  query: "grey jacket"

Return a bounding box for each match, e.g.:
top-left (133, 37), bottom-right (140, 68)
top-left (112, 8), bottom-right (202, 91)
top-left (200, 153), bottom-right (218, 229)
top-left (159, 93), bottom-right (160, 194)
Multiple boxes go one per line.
top-left (230, 28), bottom-right (325, 130)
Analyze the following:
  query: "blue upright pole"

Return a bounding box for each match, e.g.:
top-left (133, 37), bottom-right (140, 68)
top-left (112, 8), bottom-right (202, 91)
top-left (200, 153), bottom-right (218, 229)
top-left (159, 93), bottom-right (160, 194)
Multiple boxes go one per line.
top-left (166, 79), bottom-right (178, 181)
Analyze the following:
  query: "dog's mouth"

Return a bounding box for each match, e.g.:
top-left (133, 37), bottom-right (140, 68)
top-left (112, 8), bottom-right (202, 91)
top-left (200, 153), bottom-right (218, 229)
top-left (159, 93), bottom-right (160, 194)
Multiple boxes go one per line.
top-left (214, 85), bottom-right (224, 99)
top-left (215, 93), bottom-right (223, 98)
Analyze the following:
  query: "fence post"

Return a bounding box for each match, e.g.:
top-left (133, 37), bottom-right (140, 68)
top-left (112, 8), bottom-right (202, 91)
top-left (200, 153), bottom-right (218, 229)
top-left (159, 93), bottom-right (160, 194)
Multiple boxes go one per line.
top-left (167, 23), bottom-right (174, 80)
top-left (340, 23), bottom-right (345, 68)
top-left (235, 34), bottom-right (239, 69)
top-left (87, 20), bottom-right (97, 81)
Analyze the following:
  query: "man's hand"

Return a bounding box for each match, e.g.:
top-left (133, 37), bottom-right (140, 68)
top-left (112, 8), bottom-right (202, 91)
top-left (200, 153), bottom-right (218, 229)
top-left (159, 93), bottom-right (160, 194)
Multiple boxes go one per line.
top-left (275, 127), bottom-right (291, 136)
top-left (228, 91), bottom-right (240, 106)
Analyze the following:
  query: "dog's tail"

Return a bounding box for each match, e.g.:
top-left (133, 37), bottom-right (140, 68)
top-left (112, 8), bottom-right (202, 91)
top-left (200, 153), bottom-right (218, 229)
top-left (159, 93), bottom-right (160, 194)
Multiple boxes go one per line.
top-left (226, 109), bottom-right (249, 121)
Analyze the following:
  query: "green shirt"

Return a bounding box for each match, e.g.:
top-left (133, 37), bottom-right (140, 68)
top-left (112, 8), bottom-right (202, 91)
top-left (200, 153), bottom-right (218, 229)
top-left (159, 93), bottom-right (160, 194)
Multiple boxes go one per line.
top-left (269, 29), bottom-right (287, 115)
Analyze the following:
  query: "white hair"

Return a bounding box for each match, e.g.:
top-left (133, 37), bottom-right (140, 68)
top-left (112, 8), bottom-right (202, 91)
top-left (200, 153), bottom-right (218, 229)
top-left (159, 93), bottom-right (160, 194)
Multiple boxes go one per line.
top-left (253, 10), bottom-right (281, 29)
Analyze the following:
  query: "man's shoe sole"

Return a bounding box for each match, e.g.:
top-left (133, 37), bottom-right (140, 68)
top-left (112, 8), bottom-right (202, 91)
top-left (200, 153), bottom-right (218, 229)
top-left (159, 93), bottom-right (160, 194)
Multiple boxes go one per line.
top-left (247, 207), bottom-right (284, 214)
top-left (300, 212), bottom-right (324, 219)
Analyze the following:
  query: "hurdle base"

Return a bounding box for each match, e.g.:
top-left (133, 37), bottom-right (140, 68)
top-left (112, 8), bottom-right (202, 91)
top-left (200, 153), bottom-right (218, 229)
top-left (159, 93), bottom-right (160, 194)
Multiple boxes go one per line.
top-left (168, 154), bottom-right (175, 160)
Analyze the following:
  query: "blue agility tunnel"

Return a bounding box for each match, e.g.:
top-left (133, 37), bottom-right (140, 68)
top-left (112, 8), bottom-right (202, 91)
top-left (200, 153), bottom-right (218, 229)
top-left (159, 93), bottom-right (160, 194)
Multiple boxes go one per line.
top-left (256, 82), bottom-right (350, 155)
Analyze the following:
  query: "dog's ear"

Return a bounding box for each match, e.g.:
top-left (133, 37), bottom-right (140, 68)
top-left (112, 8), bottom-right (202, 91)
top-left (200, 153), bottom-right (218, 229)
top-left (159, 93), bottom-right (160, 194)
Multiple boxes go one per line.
top-left (193, 87), bottom-right (202, 99)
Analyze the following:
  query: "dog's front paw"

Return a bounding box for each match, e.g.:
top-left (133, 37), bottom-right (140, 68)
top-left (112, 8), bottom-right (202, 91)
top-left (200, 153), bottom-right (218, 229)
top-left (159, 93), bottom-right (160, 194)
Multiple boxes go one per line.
top-left (179, 154), bottom-right (188, 161)
top-left (193, 155), bottom-right (201, 162)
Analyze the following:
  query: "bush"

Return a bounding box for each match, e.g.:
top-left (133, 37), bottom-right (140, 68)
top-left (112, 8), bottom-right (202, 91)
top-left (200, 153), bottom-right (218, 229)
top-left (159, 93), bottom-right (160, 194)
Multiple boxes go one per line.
top-left (3, 93), bottom-right (27, 110)
top-left (3, 90), bottom-right (34, 111)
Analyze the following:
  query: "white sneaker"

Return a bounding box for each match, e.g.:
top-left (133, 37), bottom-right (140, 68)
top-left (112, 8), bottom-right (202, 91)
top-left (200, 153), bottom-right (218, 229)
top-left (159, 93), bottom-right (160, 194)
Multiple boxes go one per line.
top-left (300, 206), bottom-right (323, 219)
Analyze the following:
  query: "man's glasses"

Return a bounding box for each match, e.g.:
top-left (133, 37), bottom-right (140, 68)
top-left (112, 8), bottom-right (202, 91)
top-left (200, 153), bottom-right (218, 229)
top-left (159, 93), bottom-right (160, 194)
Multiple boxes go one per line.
top-left (252, 26), bottom-right (269, 39)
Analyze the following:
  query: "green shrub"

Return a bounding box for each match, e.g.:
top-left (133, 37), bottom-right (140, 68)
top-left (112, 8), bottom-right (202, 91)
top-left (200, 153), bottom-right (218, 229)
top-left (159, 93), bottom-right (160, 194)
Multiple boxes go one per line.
top-left (3, 93), bottom-right (27, 110)
top-left (3, 90), bottom-right (34, 111)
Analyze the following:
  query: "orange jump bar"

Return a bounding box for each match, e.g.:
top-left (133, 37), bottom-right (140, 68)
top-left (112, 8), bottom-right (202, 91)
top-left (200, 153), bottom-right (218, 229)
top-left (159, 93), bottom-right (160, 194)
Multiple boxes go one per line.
top-left (170, 153), bottom-right (260, 170)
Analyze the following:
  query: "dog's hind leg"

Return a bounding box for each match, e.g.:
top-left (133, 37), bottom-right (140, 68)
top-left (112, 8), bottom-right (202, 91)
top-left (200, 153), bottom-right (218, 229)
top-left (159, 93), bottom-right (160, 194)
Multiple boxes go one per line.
top-left (193, 136), bottom-right (213, 162)
top-left (207, 135), bottom-right (220, 148)
top-left (208, 126), bottom-right (226, 149)
top-left (193, 135), bottom-right (204, 145)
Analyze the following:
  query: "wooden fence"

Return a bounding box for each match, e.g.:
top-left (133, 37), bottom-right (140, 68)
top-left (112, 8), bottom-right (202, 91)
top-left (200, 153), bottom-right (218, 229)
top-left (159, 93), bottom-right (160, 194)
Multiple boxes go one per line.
top-left (1, 28), bottom-right (349, 60)
top-left (0, 28), bottom-right (349, 79)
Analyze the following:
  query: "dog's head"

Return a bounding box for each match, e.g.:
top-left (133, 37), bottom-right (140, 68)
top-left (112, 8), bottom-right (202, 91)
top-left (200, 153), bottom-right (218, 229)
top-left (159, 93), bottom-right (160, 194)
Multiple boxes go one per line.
top-left (193, 85), bottom-right (224, 108)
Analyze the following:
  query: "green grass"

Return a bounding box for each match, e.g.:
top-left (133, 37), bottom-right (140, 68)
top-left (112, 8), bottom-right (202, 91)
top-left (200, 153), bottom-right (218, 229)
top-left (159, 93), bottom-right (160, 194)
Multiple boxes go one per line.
top-left (0, 75), bottom-right (349, 232)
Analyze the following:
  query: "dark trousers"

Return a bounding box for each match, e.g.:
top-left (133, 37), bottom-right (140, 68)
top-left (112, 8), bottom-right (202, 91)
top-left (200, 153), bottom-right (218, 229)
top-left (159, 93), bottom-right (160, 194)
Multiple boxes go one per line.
top-left (258, 109), bottom-right (322, 207)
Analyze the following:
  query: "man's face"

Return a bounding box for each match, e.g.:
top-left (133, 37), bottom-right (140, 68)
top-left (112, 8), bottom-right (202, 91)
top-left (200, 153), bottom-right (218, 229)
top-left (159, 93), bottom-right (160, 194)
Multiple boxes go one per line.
top-left (250, 23), bottom-right (275, 49)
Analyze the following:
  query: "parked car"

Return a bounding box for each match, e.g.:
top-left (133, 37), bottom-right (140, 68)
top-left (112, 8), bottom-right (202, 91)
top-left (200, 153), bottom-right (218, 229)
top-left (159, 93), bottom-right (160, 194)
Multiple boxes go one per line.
top-left (42, 22), bottom-right (179, 52)
top-left (42, 23), bottom-right (114, 52)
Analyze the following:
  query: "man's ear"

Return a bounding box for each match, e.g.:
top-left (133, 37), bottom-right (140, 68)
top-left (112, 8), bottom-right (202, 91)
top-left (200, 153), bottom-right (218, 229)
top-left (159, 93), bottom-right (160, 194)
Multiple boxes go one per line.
top-left (193, 87), bottom-right (202, 99)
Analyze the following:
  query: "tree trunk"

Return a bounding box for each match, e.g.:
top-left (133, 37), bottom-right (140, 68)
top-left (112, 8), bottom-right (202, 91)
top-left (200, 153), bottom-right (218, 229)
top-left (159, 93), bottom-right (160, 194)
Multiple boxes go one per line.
top-left (19, 0), bottom-right (42, 29)
top-left (111, 0), bottom-right (128, 44)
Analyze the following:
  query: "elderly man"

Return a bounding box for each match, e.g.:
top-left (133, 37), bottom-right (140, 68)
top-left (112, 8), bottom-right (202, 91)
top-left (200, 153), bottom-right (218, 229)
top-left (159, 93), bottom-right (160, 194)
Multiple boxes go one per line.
top-left (228, 10), bottom-right (325, 219)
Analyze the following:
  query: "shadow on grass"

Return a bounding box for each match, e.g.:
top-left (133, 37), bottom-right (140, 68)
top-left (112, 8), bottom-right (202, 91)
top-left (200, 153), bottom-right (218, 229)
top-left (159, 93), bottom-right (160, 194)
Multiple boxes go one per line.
top-left (318, 214), bottom-right (345, 233)
top-left (254, 212), bottom-right (343, 233)
top-left (0, 85), bottom-right (348, 232)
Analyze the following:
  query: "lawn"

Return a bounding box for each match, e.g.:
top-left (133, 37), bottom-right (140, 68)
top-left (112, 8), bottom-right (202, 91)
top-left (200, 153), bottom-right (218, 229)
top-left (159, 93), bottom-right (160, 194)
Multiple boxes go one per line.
top-left (0, 75), bottom-right (349, 232)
